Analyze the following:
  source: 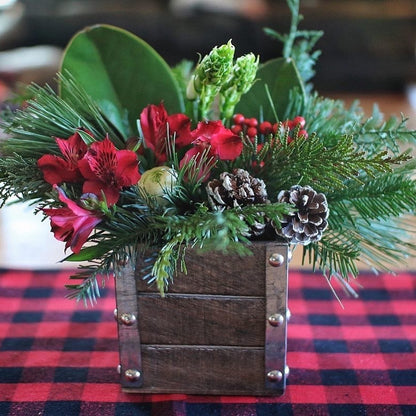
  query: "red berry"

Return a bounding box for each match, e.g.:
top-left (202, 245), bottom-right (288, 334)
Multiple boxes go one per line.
top-left (245, 117), bottom-right (258, 128)
top-left (283, 119), bottom-right (294, 129)
top-left (259, 121), bottom-right (273, 135)
top-left (233, 113), bottom-right (245, 125)
top-left (247, 126), bottom-right (258, 138)
top-left (231, 124), bottom-right (243, 135)
top-left (272, 123), bottom-right (278, 134)
top-left (293, 116), bottom-right (306, 128)
top-left (299, 129), bottom-right (308, 138)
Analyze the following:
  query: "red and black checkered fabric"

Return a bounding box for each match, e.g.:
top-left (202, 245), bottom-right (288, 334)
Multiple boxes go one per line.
top-left (0, 268), bottom-right (415, 416)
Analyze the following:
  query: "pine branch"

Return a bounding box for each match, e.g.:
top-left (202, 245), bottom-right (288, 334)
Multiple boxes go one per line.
top-left (303, 231), bottom-right (361, 279)
top-left (1, 74), bottom-right (125, 158)
top-left (329, 174), bottom-right (416, 223)
top-left (255, 132), bottom-right (403, 196)
top-left (305, 174), bottom-right (416, 284)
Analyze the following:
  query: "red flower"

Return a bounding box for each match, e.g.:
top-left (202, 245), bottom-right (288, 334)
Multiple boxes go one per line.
top-left (140, 103), bottom-right (192, 164)
top-left (191, 120), bottom-right (243, 160)
top-left (37, 131), bottom-right (88, 184)
top-left (78, 136), bottom-right (140, 205)
top-left (180, 121), bottom-right (243, 181)
top-left (42, 186), bottom-right (102, 253)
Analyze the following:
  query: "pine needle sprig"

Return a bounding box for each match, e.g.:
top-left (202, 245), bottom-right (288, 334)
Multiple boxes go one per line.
top-left (256, 132), bottom-right (402, 196)
top-left (1, 75), bottom-right (125, 158)
top-left (329, 174), bottom-right (416, 224)
top-left (353, 218), bottom-right (416, 272)
top-left (303, 231), bottom-right (361, 279)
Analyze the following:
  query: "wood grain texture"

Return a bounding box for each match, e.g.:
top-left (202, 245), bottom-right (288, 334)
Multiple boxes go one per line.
top-left (137, 294), bottom-right (265, 346)
top-left (135, 243), bottom-right (270, 296)
top-left (117, 240), bottom-right (289, 395)
top-left (122, 345), bottom-right (282, 396)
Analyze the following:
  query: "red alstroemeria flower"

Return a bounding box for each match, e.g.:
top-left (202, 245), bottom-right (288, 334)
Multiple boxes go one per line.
top-left (191, 120), bottom-right (243, 160)
top-left (37, 131), bottom-right (89, 184)
top-left (78, 136), bottom-right (140, 206)
top-left (180, 121), bottom-right (243, 181)
top-left (140, 103), bottom-right (192, 164)
top-left (42, 186), bottom-right (102, 253)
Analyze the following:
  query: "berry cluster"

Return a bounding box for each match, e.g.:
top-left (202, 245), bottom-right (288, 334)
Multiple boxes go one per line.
top-left (231, 114), bottom-right (308, 142)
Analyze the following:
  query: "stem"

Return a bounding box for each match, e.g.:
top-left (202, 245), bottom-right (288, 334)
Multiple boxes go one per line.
top-left (283, 0), bottom-right (301, 59)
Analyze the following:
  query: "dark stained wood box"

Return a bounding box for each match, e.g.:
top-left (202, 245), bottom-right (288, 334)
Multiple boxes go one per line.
top-left (114, 241), bottom-right (289, 396)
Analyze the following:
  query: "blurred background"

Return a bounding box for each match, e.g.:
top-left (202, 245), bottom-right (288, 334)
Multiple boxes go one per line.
top-left (0, 0), bottom-right (415, 268)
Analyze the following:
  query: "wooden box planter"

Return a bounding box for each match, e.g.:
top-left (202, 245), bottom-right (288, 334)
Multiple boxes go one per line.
top-left (114, 240), bottom-right (289, 396)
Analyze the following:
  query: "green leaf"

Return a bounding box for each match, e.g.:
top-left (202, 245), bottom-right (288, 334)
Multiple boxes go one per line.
top-left (60, 24), bottom-right (184, 138)
top-left (63, 245), bottom-right (107, 262)
top-left (235, 57), bottom-right (305, 122)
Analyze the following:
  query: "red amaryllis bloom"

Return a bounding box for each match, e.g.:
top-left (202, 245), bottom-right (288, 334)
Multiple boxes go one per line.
top-left (42, 186), bottom-right (102, 253)
top-left (180, 121), bottom-right (243, 181)
top-left (37, 131), bottom-right (89, 184)
top-left (78, 136), bottom-right (140, 206)
top-left (140, 103), bottom-right (192, 164)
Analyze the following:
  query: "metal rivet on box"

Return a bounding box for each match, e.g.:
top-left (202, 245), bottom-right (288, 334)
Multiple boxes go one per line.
top-left (286, 308), bottom-right (291, 322)
top-left (268, 313), bottom-right (284, 327)
top-left (113, 308), bottom-right (118, 321)
top-left (119, 312), bottom-right (137, 326)
top-left (266, 370), bottom-right (283, 382)
top-left (285, 365), bottom-right (290, 377)
top-left (268, 253), bottom-right (284, 267)
top-left (125, 368), bottom-right (141, 382)
top-left (116, 364), bottom-right (121, 374)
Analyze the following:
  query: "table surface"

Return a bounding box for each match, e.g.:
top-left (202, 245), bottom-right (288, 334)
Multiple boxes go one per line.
top-left (0, 268), bottom-right (415, 416)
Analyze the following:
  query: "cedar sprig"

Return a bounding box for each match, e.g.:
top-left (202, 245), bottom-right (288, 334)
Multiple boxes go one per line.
top-left (284, 89), bottom-right (416, 154)
top-left (264, 0), bottom-right (323, 89)
top-left (149, 201), bottom-right (292, 293)
top-left (0, 154), bottom-right (49, 206)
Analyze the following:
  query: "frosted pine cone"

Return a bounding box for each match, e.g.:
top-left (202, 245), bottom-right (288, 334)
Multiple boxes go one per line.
top-left (206, 169), bottom-right (269, 237)
top-left (206, 168), bottom-right (268, 209)
top-left (276, 185), bottom-right (329, 244)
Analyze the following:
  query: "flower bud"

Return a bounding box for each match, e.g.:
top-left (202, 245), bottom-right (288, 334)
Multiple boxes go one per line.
top-left (137, 166), bottom-right (178, 204)
top-left (195, 40), bottom-right (235, 89)
top-left (232, 53), bottom-right (259, 95)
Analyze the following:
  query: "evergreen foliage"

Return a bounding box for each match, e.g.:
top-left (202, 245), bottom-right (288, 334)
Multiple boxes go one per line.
top-left (0, 0), bottom-right (415, 304)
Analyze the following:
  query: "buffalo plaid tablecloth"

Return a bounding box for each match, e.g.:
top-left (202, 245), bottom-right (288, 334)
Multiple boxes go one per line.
top-left (0, 268), bottom-right (415, 416)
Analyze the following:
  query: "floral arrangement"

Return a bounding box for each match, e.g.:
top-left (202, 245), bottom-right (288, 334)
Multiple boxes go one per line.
top-left (1, 0), bottom-right (416, 304)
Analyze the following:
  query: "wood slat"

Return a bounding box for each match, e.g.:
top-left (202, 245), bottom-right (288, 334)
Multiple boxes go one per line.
top-left (122, 345), bottom-right (282, 396)
top-left (137, 294), bottom-right (265, 346)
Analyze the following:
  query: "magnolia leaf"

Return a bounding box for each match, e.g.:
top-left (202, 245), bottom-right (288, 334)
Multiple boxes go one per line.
top-left (235, 57), bottom-right (305, 122)
top-left (60, 24), bottom-right (184, 138)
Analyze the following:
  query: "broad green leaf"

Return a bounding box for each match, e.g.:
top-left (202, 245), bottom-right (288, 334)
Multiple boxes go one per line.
top-left (60, 24), bottom-right (184, 139)
top-left (235, 57), bottom-right (305, 121)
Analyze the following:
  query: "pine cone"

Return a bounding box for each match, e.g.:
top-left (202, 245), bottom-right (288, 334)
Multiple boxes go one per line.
top-left (276, 185), bottom-right (329, 244)
top-left (206, 168), bottom-right (268, 209)
top-left (206, 169), bottom-right (269, 237)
